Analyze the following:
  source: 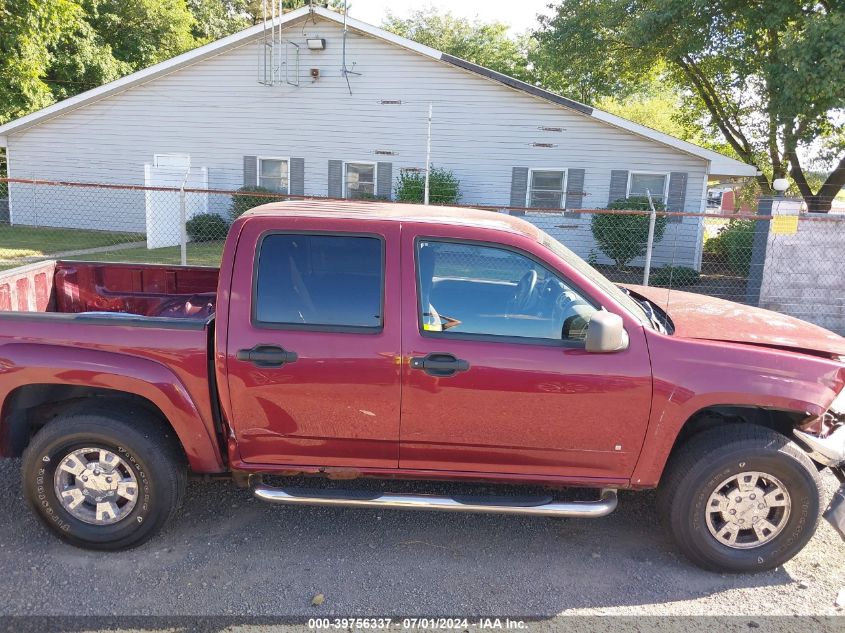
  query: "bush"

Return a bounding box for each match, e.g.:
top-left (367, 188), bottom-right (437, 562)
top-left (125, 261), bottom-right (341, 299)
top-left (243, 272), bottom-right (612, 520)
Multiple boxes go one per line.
top-left (230, 185), bottom-right (283, 220)
top-left (395, 166), bottom-right (461, 204)
top-left (186, 213), bottom-right (230, 242)
top-left (650, 265), bottom-right (700, 287)
top-left (704, 219), bottom-right (755, 275)
top-left (591, 196), bottom-right (667, 270)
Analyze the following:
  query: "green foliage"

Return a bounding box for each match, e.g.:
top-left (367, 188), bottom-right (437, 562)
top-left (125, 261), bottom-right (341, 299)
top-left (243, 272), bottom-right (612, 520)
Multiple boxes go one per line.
top-left (594, 67), bottom-right (734, 156)
top-left (650, 265), bottom-right (700, 288)
top-left (0, 148), bottom-right (7, 200)
top-left (395, 167), bottom-right (461, 205)
top-left (0, 0), bottom-right (81, 123)
top-left (186, 0), bottom-right (347, 40)
top-left (230, 185), bottom-right (282, 220)
top-left (0, 0), bottom-right (198, 125)
top-left (382, 9), bottom-right (533, 83)
top-left (186, 212), bottom-right (229, 242)
top-left (591, 196), bottom-right (667, 270)
top-left (535, 0), bottom-right (845, 211)
top-left (704, 220), bottom-right (755, 276)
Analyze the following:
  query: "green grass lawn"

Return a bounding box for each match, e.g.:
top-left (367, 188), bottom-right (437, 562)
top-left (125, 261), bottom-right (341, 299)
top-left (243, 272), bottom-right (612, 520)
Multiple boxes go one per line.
top-left (63, 241), bottom-right (224, 267)
top-left (0, 225), bottom-right (144, 259)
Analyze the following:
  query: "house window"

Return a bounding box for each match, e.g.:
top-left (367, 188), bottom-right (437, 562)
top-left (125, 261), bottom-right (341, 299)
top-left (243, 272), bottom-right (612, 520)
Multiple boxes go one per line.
top-left (528, 169), bottom-right (567, 208)
top-left (258, 157), bottom-right (289, 193)
top-left (627, 172), bottom-right (667, 203)
top-left (345, 162), bottom-right (376, 199)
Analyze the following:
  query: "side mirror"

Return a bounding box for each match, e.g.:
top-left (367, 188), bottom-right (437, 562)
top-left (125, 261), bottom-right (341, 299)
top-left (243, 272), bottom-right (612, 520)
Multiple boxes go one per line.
top-left (584, 311), bottom-right (629, 353)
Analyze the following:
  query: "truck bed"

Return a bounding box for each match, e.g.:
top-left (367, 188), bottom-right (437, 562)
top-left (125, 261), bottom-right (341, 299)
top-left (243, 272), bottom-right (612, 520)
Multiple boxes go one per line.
top-left (0, 260), bottom-right (218, 319)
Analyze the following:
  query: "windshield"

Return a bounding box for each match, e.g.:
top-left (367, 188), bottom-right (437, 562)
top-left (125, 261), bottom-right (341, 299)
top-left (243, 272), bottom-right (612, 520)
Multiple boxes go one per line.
top-left (538, 231), bottom-right (652, 327)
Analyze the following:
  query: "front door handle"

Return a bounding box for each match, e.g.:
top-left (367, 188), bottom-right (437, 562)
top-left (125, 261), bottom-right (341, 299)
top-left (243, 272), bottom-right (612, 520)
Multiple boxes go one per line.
top-left (410, 353), bottom-right (470, 377)
top-left (236, 344), bottom-right (298, 368)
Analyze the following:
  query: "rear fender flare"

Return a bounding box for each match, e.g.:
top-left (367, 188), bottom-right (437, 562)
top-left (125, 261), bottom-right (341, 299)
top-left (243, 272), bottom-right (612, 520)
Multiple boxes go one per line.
top-left (0, 343), bottom-right (223, 472)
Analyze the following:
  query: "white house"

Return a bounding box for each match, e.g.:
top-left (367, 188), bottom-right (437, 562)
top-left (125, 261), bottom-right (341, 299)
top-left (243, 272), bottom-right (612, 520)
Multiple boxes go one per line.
top-left (0, 5), bottom-right (756, 267)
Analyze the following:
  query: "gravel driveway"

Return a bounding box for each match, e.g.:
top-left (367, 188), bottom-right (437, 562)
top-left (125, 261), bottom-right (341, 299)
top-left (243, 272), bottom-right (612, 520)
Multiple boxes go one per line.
top-left (1, 457), bottom-right (844, 623)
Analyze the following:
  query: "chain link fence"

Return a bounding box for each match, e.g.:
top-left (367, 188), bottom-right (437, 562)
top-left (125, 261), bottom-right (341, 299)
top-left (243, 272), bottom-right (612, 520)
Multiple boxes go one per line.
top-left (0, 177), bottom-right (842, 334)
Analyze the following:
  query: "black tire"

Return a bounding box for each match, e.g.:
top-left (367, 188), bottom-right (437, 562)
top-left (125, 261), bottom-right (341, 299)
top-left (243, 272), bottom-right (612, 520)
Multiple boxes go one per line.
top-left (21, 407), bottom-right (187, 550)
top-left (658, 425), bottom-right (821, 573)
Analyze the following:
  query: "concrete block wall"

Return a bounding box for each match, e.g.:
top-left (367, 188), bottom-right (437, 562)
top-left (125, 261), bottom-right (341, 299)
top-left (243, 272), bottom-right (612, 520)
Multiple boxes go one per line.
top-left (758, 213), bottom-right (845, 335)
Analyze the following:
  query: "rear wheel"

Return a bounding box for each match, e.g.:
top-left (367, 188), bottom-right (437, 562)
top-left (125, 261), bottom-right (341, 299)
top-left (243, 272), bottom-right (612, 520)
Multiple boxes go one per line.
top-left (658, 425), bottom-right (821, 573)
top-left (22, 409), bottom-right (186, 550)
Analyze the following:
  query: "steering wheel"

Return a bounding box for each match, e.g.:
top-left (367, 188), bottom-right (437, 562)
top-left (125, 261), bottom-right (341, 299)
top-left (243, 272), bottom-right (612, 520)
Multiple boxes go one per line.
top-left (510, 270), bottom-right (538, 313)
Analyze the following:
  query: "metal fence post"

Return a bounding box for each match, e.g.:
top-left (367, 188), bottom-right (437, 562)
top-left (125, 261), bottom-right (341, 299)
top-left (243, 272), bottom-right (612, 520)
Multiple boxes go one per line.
top-left (642, 190), bottom-right (657, 286)
top-left (745, 196), bottom-right (773, 306)
top-left (178, 162), bottom-right (191, 266)
top-left (423, 102), bottom-right (432, 205)
top-left (179, 188), bottom-right (187, 266)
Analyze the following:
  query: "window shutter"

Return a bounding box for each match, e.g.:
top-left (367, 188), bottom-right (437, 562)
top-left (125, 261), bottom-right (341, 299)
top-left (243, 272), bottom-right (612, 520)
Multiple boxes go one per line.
top-left (510, 167), bottom-right (529, 216)
top-left (376, 162), bottom-right (393, 199)
top-left (667, 172), bottom-right (688, 223)
top-left (289, 158), bottom-right (305, 196)
top-left (328, 160), bottom-right (343, 198)
top-left (564, 169), bottom-right (585, 217)
top-left (608, 170), bottom-right (629, 206)
top-left (243, 156), bottom-right (258, 187)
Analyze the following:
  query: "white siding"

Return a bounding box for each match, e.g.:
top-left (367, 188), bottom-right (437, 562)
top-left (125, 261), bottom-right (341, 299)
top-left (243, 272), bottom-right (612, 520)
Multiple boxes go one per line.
top-left (7, 17), bottom-right (709, 266)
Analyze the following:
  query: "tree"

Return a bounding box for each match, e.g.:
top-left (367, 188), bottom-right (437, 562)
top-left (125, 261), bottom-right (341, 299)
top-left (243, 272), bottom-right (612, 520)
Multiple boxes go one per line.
top-left (535, 0), bottom-right (845, 212)
top-left (382, 8), bottom-right (533, 83)
top-left (1, 0), bottom-right (198, 124)
top-left (596, 67), bottom-right (734, 156)
top-left (0, 0), bottom-right (81, 123)
top-left (187, 0), bottom-right (346, 32)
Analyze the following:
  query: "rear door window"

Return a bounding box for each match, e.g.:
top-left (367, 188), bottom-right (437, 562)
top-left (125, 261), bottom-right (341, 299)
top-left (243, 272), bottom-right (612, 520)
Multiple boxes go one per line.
top-left (255, 234), bottom-right (383, 329)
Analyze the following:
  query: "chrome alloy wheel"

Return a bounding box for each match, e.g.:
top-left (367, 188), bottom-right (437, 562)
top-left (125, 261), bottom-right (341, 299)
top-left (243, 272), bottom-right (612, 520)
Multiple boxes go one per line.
top-left (53, 447), bottom-right (139, 525)
top-left (705, 471), bottom-right (792, 549)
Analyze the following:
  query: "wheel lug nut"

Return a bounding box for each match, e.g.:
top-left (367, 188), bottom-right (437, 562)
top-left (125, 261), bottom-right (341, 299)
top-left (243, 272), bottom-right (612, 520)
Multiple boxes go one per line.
top-left (739, 519), bottom-right (745, 524)
top-left (735, 497), bottom-right (742, 502)
top-left (750, 494), bottom-right (756, 500)
top-left (106, 477), bottom-right (112, 484)
top-left (81, 476), bottom-right (88, 482)
top-left (758, 504), bottom-right (765, 510)
top-left (729, 509), bottom-right (737, 515)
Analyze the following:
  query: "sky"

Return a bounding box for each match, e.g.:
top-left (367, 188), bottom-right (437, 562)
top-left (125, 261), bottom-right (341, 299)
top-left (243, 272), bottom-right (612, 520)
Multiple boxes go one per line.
top-left (347, 0), bottom-right (554, 33)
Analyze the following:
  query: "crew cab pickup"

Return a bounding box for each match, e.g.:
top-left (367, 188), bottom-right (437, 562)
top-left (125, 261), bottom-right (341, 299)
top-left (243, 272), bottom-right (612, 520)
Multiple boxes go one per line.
top-left (1, 201), bottom-right (844, 573)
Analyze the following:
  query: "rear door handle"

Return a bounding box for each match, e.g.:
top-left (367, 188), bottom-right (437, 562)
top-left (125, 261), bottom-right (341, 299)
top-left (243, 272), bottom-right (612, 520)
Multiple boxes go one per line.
top-left (236, 344), bottom-right (297, 368)
top-left (410, 353), bottom-right (470, 377)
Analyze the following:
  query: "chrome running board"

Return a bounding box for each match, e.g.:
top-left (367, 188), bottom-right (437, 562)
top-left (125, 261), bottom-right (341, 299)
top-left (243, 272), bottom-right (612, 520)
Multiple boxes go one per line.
top-left (252, 484), bottom-right (618, 518)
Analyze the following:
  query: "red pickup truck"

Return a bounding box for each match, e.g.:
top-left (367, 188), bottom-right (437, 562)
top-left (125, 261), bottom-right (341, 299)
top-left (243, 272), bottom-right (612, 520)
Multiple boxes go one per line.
top-left (1, 201), bottom-right (843, 572)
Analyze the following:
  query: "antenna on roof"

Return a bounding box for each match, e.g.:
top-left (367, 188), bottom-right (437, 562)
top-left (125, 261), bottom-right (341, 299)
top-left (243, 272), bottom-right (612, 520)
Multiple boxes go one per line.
top-left (340, 0), bottom-right (360, 94)
top-left (258, 0), bottom-right (283, 85)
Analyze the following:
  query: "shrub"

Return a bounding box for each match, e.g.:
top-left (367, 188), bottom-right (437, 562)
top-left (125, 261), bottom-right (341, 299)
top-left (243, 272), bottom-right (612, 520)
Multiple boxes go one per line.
top-left (650, 265), bottom-right (700, 287)
top-left (704, 219), bottom-right (755, 275)
top-left (395, 166), bottom-right (461, 204)
top-left (591, 196), bottom-right (667, 270)
top-left (230, 185), bottom-right (283, 220)
top-left (349, 191), bottom-right (389, 201)
top-left (186, 213), bottom-right (229, 242)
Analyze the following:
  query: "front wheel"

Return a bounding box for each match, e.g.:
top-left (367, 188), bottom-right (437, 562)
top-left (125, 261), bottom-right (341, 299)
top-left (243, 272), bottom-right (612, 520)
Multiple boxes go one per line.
top-left (658, 425), bottom-right (822, 573)
top-left (21, 408), bottom-right (186, 550)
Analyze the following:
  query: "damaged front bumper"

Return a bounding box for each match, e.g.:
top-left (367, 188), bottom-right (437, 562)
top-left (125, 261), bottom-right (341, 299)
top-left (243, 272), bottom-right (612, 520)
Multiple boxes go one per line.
top-left (794, 422), bottom-right (845, 541)
top-left (824, 469), bottom-right (845, 541)
top-left (794, 422), bottom-right (845, 468)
